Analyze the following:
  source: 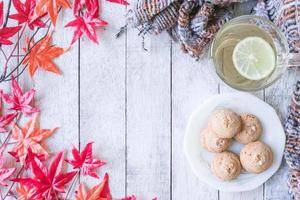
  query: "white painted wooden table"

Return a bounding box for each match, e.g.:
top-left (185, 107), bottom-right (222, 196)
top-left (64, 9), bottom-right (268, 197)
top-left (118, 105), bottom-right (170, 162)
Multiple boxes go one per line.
top-left (3, 1), bottom-right (295, 199)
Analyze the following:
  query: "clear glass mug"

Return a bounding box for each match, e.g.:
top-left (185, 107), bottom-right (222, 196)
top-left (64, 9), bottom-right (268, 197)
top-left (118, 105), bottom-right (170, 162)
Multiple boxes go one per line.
top-left (210, 15), bottom-right (300, 91)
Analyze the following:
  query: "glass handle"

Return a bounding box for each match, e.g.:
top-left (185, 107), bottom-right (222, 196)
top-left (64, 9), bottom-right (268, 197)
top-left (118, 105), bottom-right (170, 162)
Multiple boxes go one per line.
top-left (288, 53), bottom-right (300, 67)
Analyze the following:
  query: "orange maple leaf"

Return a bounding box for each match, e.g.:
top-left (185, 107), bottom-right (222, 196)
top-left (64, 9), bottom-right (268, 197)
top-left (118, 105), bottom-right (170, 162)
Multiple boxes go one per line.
top-left (10, 114), bottom-right (57, 166)
top-left (22, 33), bottom-right (66, 78)
top-left (75, 173), bottom-right (111, 200)
top-left (35, 0), bottom-right (70, 26)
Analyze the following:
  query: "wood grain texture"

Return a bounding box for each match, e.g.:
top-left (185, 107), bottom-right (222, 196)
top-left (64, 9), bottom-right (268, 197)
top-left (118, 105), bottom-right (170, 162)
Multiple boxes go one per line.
top-left (126, 27), bottom-right (171, 199)
top-left (79, 2), bottom-right (126, 197)
top-left (0, 0), bottom-right (296, 199)
top-left (171, 48), bottom-right (219, 200)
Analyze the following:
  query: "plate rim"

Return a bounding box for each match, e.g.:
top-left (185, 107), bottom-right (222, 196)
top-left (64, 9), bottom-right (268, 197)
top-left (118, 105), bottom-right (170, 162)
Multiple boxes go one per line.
top-left (183, 92), bottom-right (286, 192)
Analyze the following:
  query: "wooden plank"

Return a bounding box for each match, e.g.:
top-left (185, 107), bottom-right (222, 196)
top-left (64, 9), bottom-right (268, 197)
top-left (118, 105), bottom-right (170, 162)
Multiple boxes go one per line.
top-left (79, 2), bottom-right (126, 198)
top-left (126, 25), bottom-right (171, 198)
top-left (171, 49), bottom-right (219, 199)
top-left (264, 68), bottom-right (296, 200)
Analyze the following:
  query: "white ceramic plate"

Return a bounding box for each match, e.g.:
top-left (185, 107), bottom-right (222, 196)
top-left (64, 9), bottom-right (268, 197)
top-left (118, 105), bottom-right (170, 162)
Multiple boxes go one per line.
top-left (184, 92), bottom-right (286, 192)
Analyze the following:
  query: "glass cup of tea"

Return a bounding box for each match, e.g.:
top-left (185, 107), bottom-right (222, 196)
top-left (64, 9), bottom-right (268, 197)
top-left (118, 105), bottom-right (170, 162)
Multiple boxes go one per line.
top-left (210, 15), bottom-right (300, 91)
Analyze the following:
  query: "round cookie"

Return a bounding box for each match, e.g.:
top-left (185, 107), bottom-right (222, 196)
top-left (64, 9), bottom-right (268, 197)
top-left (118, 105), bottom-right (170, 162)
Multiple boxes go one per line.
top-left (211, 151), bottom-right (242, 181)
top-left (209, 109), bottom-right (242, 138)
top-left (200, 128), bottom-right (231, 153)
top-left (240, 141), bottom-right (273, 173)
top-left (234, 114), bottom-right (263, 144)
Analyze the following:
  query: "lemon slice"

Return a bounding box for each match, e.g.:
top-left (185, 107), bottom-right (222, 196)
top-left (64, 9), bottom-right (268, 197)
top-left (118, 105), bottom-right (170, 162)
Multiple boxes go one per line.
top-left (232, 37), bottom-right (275, 80)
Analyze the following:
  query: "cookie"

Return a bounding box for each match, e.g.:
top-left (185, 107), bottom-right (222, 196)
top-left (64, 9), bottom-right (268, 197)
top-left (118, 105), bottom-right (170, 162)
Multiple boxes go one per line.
top-left (240, 141), bottom-right (273, 173)
top-left (200, 128), bottom-right (231, 153)
top-left (211, 151), bottom-right (242, 181)
top-left (209, 109), bottom-right (242, 138)
top-left (234, 114), bottom-right (263, 144)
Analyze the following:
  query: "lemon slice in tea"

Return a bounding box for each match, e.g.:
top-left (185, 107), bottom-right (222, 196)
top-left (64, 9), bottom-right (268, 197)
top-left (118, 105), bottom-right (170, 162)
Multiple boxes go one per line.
top-left (232, 36), bottom-right (275, 80)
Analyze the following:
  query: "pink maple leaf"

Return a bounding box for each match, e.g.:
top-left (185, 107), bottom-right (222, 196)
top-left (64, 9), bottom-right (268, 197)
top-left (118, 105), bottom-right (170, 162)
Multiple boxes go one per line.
top-left (0, 112), bottom-right (17, 133)
top-left (9, 114), bottom-right (56, 166)
top-left (0, 146), bottom-right (16, 186)
top-left (2, 76), bottom-right (39, 115)
top-left (66, 142), bottom-right (105, 178)
top-left (9, 148), bottom-right (48, 169)
top-left (65, 11), bottom-right (107, 45)
top-left (73, 0), bottom-right (100, 17)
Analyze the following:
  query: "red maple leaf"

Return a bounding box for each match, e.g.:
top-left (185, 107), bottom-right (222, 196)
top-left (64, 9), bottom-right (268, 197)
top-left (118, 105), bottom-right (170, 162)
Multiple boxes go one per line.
top-left (106, 0), bottom-right (129, 6)
top-left (2, 76), bottom-right (39, 115)
top-left (0, 1), bottom-right (3, 26)
top-left (0, 112), bottom-right (17, 133)
top-left (75, 173), bottom-right (111, 200)
top-left (9, 0), bottom-right (46, 30)
top-left (0, 146), bottom-right (16, 186)
top-left (14, 151), bottom-right (77, 199)
top-left (0, 25), bottom-right (22, 45)
top-left (73, 0), bottom-right (99, 17)
top-left (66, 142), bottom-right (105, 178)
top-left (122, 195), bottom-right (136, 200)
top-left (0, 1), bottom-right (22, 45)
top-left (65, 11), bottom-right (107, 45)
top-left (73, 0), bottom-right (85, 14)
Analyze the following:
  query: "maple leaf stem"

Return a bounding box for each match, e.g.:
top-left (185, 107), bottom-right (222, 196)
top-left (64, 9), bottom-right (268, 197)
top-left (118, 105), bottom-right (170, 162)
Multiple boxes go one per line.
top-left (1, 20), bottom-right (52, 82)
top-left (2, 0), bottom-right (11, 29)
top-left (0, 46), bottom-right (8, 61)
top-left (5, 141), bottom-right (17, 145)
top-left (0, 113), bottom-right (21, 149)
top-left (27, 18), bottom-right (52, 50)
top-left (1, 130), bottom-right (12, 147)
top-left (3, 25), bottom-right (27, 76)
top-left (10, 55), bottom-right (25, 57)
top-left (2, 166), bottom-right (24, 200)
top-left (64, 170), bottom-right (79, 200)
top-left (0, 8), bottom-right (62, 82)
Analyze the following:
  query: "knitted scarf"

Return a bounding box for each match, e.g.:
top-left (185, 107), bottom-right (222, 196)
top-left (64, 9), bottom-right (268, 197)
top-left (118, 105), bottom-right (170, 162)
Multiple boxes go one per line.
top-left (122, 0), bottom-right (299, 57)
top-left (286, 82), bottom-right (300, 200)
